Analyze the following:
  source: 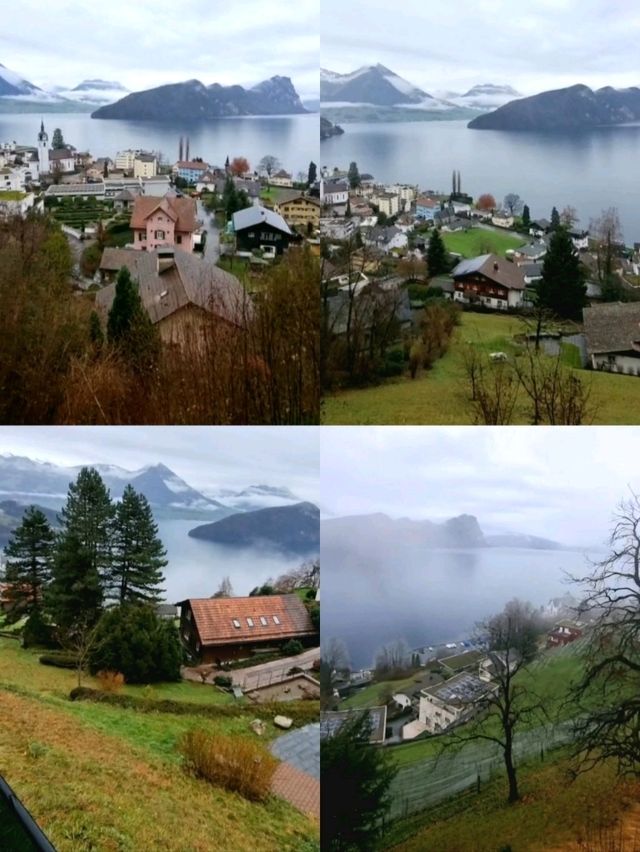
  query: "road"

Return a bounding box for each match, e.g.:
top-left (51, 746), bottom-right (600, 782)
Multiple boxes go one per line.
top-left (195, 199), bottom-right (220, 263)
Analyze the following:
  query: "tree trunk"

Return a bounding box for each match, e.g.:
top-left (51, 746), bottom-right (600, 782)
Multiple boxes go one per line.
top-left (504, 742), bottom-right (520, 803)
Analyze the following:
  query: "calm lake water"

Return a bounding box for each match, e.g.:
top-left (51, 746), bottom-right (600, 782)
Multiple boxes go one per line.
top-left (156, 518), bottom-right (306, 602)
top-left (321, 119), bottom-right (640, 242)
top-left (321, 540), bottom-right (602, 668)
top-left (1, 112), bottom-right (319, 176)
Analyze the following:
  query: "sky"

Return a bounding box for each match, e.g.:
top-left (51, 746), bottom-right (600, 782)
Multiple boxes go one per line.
top-left (321, 426), bottom-right (640, 546)
top-left (321, 0), bottom-right (640, 96)
top-left (0, 426), bottom-right (319, 502)
top-left (1, 1), bottom-right (319, 98)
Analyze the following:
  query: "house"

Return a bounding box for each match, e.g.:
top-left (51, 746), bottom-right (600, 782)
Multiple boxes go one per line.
top-left (439, 649), bottom-right (485, 675)
top-left (320, 217), bottom-right (358, 241)
top-left (418, 672), bottom-right (495, 734)
top-left (130, 194), bottom-right (200, 252)
top-left (133, 154), bottom-right (158, 179)
top-left (363, 224), bottom-right (408, 253)
top-left (273, 192), bottom-right (320, 233)
top-left (113, 188), bottom-right (138, 211)
top-left (415, 195), bottom-right (441, 221)
top-left (0, 191), bottom-right (39, 218)
top-left (491, 210), bottom-right (515, 228)
top-left (270, 169), bottom-right (293, 187)
top-left (521, 262), bottom-right (543, 285)
top-left (96, 247), bottom-right (248, 345)
top-left (173, 160), bottom-right (210, 184)
top-left (115, 149), bottom-right (144, 171)
top-left (529, 218), bottom-right (551, 237)
top-left (156, 603), bottom-right (179, 620)
top-left (569, 229), bottom-right (589, 251)
top-left (546, 620), bottom-right (583, 648)
top-left (48, 148), bottom-right (76, 174)
top-left (176, 594), bottom-right (317, 664)
top-left (320, 178), bottom-right (349, 206)
top-left (373, 191), bottom-right (400, 218)
top-left (512, 242), bottom-right (547, 264)
top-left (45, 182), bottom-right (106, 200)
top-left (452, 254), bottom-right (526, 310)
top-left (583, 302), bottom-right (640, 375)
top-left (195, 170), bottom-right (217, 193)
top-left (320, 707), bottom-right (387, 744)
top-left (232, 206), bottom-right (296, 254)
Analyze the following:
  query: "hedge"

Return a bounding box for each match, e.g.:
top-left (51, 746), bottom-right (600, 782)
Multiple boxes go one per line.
top-left (69, 687), bottom-right (319, 726)
top-left (39, 653), bottom-right (77, 669)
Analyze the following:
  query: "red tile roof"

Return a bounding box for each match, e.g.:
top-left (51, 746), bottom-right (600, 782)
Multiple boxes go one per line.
top-left (130, 195), bottom-right (198, 233)
top-left (180, 594), bottom-right (316, 647)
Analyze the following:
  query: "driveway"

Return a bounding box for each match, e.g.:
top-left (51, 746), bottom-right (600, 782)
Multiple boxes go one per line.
top-left (182, 646), bottom-right (320, 690)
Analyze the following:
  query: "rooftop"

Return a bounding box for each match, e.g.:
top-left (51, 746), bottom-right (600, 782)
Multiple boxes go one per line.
top-left (232, 205), bottom-right (292, 235)
top-left (452, 254), bottom-right (526, 291)
top-left (130, 194), bottom-right (198, 233)
top-left (583, 302), bottom-right (640, 355)
top-left (422, 672), bottom-right (490, 707)
top-left (320, 707), bottom-right (387, 743)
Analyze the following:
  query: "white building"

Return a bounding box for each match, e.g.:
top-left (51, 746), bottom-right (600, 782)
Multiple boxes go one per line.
top-left (320, 178), bottom-right (349, 206)
top-left (373, 191), bottom-right (400, 218)
top-left (37, 120), bottom-right (49, 175)
top-left (418, 672), bottom-right (495, 734)
top-left (0, 191), bottom-right (40, 218)
top-left (133, 154), bottom-right (158, 179)
top-left (115, 149), bottom-right (144, 171)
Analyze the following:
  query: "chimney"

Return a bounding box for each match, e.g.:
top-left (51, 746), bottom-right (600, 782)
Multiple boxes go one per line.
top-left (157, 248), bottom-right (175, 274)
top-left (493, 261), bottom-right (499, 271)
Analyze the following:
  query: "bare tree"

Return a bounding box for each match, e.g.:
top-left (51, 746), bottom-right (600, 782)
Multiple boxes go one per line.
top-left (560, 205), bottom-right (579, 228)
top-left (513, 348), bottom-right (595, 425)
top-left (58, 615), bottom-right (105, 689)
top-left (463, 356), bottom-right (519, 425)
top-left (211, 576), bottom-right (234, 598)
top-left (569, 493), bottom-right (640, 776)
top-left (374, 639), bottom-right (411, 679)
top-left (258, 155), bottom-right (280, 179)
top-left (590, 208), bottom-right (623, 285)
top-left (321, 637), bottom-right (351, 709)
top-left (503, 194), bottom-right (523, 216)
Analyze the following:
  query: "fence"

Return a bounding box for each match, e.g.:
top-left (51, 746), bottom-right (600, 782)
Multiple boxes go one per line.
top-left (239, 660), bottom-right (316, 690)
top-left (385, 719), bottom-right (576, 822)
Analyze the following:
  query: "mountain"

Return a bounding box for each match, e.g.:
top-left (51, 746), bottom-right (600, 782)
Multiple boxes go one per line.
top-left (0, 455), bottom-right (223, 515)
top-left (450, 84), bottom-right (521, 110)
top-left (0, 62), bottom-right (96, 112)
top-left (0, 63), bottom-right (44, 98)
top-left (320, 115), bottom-right (344, 140)
top-left (202, 484), bottom-right (301, 513)
top-left (0, 500), bottom-right (59, 548)
top-left (468, 83), bottom-right (640, 130)
top-left (322, 513), bottom-right (563, 551)
top-left (53, 79), bottom-right (129, 105)
top-left (188, 502), bottom-right (320, 556)
top-left (92, 75), bottom-right (307, 121)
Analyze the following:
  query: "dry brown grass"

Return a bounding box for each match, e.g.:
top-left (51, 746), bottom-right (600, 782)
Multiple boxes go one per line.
top-left (95, 670), bottom-right (125, 693)
top-left (180, 728), bottom-right (279, 802)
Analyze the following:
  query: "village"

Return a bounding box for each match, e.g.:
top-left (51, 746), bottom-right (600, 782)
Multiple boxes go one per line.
top-left (321, 163), bottom-right (640, 424)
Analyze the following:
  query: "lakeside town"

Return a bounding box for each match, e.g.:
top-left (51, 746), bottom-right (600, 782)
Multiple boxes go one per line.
top-left (321, 162), bottom-right (640, 424)
top-left (0, 121), bottom-right (320, 425)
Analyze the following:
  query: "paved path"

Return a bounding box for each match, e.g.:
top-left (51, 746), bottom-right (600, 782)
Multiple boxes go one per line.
top-left (271, 762), bottom-right (320, 820)
top-left (270, 724), bottom-right (320, 820)
top-left (182, 647), bottom-right (320, 690)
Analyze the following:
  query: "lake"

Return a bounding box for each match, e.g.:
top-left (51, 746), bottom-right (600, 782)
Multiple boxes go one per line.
top-left (321, 119), bottom-right (640, 242)
top-left (321, 540), bottom-right (602, 668)
top-left (1, 112), bottom-right (319, 177)
top-left (156, 518), bottom-right (306, 602)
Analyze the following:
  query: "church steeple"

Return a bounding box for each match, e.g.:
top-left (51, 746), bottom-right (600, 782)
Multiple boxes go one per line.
top-left (38, 119), bottom-right (48, 143)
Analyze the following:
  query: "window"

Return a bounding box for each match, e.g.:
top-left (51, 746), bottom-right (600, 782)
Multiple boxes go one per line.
top-left (247, 617), bottom-right (254, 627)
top-left (138, 232), bottom-right (144, 241)
top-left (155, 230), bottom-right (165, 239)
top-left (186, 610), bottom-right (192, 622)
top-left (273, 615), bottom-right (280, 625)
top-left (232, 619), bottom-right (241, 629)
top-left (260, 616), bottom-right (268, 626)
top-left (176, 235), bottom-right (182, 244)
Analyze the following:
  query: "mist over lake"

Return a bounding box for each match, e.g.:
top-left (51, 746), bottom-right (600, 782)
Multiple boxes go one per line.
top-left (1, 112), bottom-right (318, 175)
top-left (321, 540), bottom-right (602, 669)
top-left (321, 118), bottom-right (640, 242)
top-left (157, 518), bottom-right (307, 602)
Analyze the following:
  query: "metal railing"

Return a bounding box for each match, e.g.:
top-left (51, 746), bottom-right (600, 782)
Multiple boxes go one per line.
top-left (0, 775), bottom-right (57, 851)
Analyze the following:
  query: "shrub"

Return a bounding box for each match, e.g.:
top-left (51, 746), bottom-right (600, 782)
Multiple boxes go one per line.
top-left (39, 652), bottom-right (77, 669)
top-left (89, 605), bottom-right (182, 683)
top-left (213, 675), bottom-right (232, 688)
top-left (22, 611), bottom-right (57, 649)
top-left (306, 601), bottom-right (320, 631)
top-left (96, 670), bottom-right (125, 693)
top-left (282, 639), bottom-right (304, 656)
top-left (180, 729), bottom-right (278, 802)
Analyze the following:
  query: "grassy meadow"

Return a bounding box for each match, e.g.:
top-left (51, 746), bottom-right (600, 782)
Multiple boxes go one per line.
top-left (322, 311), bottom-right (640, 425)
top-left (0, 638), bottom-right (319, 851)
top-left (441, 228), bottom-right (526, 258)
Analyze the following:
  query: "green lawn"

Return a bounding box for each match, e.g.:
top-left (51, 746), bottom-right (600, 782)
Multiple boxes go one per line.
top-left (0, 190), bottom-right (27, 201)
top-left (442, 227), bottom-right (526, 258)
top-left (322, 311), bottom-right (640, 424)
top-left (342, 673), bottom-right (426, 710)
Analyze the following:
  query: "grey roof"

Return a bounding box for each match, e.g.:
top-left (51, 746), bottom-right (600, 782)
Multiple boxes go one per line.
top-left (320, 708), bottom-right (387, 743)
top-left (521, 262), bottom-right (543, 277)
top-left (422, 672), bottom-right (489, 707)
top-left (323, 179), bottom-right (349, 193)
top-left (583, 302), bottom-right (640, 355)
top-left (232, 205), bottom-right (292, 235)
top-left (515, 243), bottom-right (547, 258)
top-left (269, 723), bottom-right (319, 780)
top-left (96, 248), bottom-right (250, 328)
top-left (452, 254), bottom-right (526, 291)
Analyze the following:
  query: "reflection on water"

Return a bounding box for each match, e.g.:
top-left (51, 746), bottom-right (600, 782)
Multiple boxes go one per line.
top-left (321, 119), bottom-right (640, 241)
top-left (322, 543), bottom-right (597, 668)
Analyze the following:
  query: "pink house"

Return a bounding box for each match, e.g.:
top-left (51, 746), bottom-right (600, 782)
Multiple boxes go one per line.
top-left (130, 195), bottom-right (200, 252)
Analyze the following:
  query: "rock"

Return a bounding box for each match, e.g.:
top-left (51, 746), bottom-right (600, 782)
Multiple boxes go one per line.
top-left (274, 715), bottom-right (293, 730)
top-left (251, 719), bottom-right (266, 736)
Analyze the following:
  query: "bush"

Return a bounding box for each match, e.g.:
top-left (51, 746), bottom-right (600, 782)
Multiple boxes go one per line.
top-left (282, 639), bottom-right (304, 656)
top-left (96, 670), bottom-right (125, 693)
top-left (213, 675), bottom-right (232, 688)
top-left (180, 729), bottom-right (278, 802)
top-left (306, 601), bottom-right (320, 631)
top-left (89, 605), bottom-right (182, 684)
top-left (22, 611), bottom-right (57, 649)
top-left (39, 652), bottom-right (76, 669)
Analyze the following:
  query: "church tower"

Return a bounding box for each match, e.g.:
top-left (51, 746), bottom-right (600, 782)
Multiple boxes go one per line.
top-left (37, 120), bottom-right (49, 175)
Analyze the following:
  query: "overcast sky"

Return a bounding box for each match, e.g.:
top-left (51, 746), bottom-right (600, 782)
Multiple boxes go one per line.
top-left (321, 427), bottom-right (640, 546)
top-left (2, 1), bottom-right (319, 98)
top-left (0, 427), bottom-right (319, 502)
top-left (322, 0), bottom-right (640, 95)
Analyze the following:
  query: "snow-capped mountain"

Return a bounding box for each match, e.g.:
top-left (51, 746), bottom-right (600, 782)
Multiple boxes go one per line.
top-left (0, 63), bottom-right (44, 98)
top-left (449, 84), bottom-right (521, 110)
top-left (321, 64), bottom-right (449, 108)
top-left (203, 484), bottom-right (301, 512)
top-left (52, 79), bottom-right (129, 105)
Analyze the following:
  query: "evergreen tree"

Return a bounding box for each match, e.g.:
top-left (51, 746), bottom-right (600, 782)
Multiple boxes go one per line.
top-left (46, 533), bottom-right (103, 629)
top-left (347, 161), bottom-right (361, 190)
top-left (106, 267), bottom-right (159, 372)
top-left (345, 198), bottom-right (352, 219)
top-left (307, 161), bottom-right (317, 186)
top-left (52, 128), bottom-right (65, 150)
top-left (550, 206), bottom-right (560, 230)
top-left (3, 507), bottom-right (55, 617)
top-left (537, 227), bottom-right (587, 320)
top-left (110, 485), bottom-right (167, 605)
top-left (103, 160), bottom-right (109, 178)
top-left (225, 155), bottom-right (230, 171)
top-left (89, 311), bottom-right (104, 349)
top-left (426, 228), bottom-right (449, 276)
top-left (58, 467), bottom-right (114, 584)
top-left (522, 204), bottom-right (531, 228)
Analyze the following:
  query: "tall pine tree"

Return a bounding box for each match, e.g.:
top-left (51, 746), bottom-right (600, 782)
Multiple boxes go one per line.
top-left (3, 507), bottom-right (55, 617)
top-left (107, 267), bottom-right (159, 373)
top-left (58, 467), bottom-right (114, 586)
top-left (550, 206), bottom-right (560, 230)
top-left (537, 227), bottom-right (587, 320)
top-left (109, 485), bottom-right (167, 605)
top-left (307, 161), bottom-right (317, 186)
top-left (426, 228), bottom-right (449, 277)
top-left (46, 534), bottom-right (104, 629)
